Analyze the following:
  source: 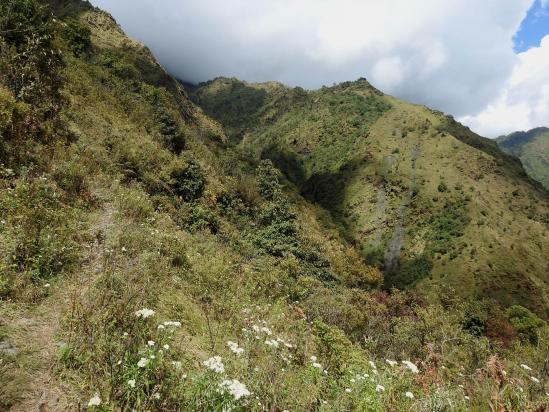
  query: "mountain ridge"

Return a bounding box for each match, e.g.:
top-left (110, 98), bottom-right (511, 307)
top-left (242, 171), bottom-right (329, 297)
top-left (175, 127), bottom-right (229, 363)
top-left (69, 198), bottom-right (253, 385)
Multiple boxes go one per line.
top-left (497, 127), bottom-right (549, 190)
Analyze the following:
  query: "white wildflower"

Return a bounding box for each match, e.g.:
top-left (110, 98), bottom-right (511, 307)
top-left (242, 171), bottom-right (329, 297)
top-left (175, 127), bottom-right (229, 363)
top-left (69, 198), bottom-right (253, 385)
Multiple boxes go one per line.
top-left (44, 283), bottom-right (50, 288)
top-left (375, 384), bottom-right (385, 392)
top-left (350, 378), bottom-right (356, 383)
top-left (219, 379), bottom-right (251, 400)
top-left (123, 332), bottom-right (128, 337)
top-left (157, 325), bottom-right (165, 330)
top-left (203, 356), bottom-right (225, 373)
top-left (464, 395), bottom-right (470, 400)
top-left (121, 246), bottom-right (127, 252)
top-left (260, 326), bottom-right (272, 335)
top-left (227, 341), bottom-right (244, 356)
top-left (405, 391), bottom-right (414, 399)
top-left (312, 362), bottom-right (322, 369)
top-left (163, 321), bottom-right (181, 328)
top-left (345, 388), bottom-right (352, 393)
top-left (137, 357), bottom-right (149, 368)
top-left (531, 376), bottom-right (540, 384)
top-left (128, 379), bottom-right (136, 388)
top-left (386, 359), bottom-right (397, 367)
top-left (87, 393), bottom-right (101, 407)
top-left (402, 360), bottom-right (419, 373)
top-left (310, 356), bottom-right (318, 362)
top-left (148, 340), bottom-right (155, 346)
top-left (163, 344), bottom-right (170, 350)
top-left (172, 361), bottom-right (182, 369)
top-left (265, 339), bottom-right (279, 348)
top-left (153, 393), bottom-right (160, 399)
top-left (150, 354), bottom-right (155, 359)
top-left (520, 364), bottom-right (532, 371)
top-left (135, 308), bottom-right (155, 319)
top-left (369, 361), bottom-right (376, 369)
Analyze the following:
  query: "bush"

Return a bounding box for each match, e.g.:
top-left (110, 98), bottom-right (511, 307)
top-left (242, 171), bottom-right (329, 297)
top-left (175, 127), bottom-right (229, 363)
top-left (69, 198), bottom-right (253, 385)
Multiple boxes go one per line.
top-left (180, 204), bottom-right (220, 234)
top-left (0, 0), bottom-right (63, 115)
top-left (256, 159), bottom-right (282, 201)
top-left (97, 50), bottom-right (139, 80)
top-left (170, 160), bottom-right (205, 202)
top-left (156, 107), bottom-right (185, 154)
top-left (0, 177), bottom-right (83, 298)
top-left (62, 18), bottom-right (91, 57)
top-left (506, 305), bottom-right (545, 344)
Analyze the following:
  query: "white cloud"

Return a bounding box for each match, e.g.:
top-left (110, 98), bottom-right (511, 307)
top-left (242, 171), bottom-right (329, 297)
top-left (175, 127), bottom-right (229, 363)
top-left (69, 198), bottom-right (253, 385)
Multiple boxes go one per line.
top-left (90, 0), bottom-right (543, 135)
top-left (459, 35), bottom-right (549, 137)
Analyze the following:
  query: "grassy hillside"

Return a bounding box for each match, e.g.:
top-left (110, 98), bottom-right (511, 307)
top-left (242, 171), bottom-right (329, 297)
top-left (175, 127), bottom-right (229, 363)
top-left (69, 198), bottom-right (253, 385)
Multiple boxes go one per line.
top-left (193, 78), bottom-right (549, 317)
top-left (0, 1), bottom-right (548, 411)
top-left (497, 127), bottom-right (549, 190)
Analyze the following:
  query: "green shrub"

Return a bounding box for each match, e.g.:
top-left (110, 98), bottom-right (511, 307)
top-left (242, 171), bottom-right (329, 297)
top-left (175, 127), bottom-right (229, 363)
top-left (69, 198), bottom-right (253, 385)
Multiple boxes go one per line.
top-left (256, 159), bottom-right (282, 201)
top-left (506, 305), bottom-right (545, 344)
top-left (0, 178), bottom-right (83, 291)
top-left (62, 18), bottom-right (91, 57)
top-left (97, 50), bottom-right (139, 80)
top-left (180, 204), bottom-right (219, 234)
top-left (170, 160), bottom-right (205, 202)
top-left (0, 0), bottom-right (63, 115)
top-left (156, 107), bottom-right (185, 154)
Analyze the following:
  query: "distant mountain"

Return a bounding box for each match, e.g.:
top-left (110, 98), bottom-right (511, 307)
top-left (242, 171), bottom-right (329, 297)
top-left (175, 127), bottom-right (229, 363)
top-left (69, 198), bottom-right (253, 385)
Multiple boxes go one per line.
top-left (497, 127), bottom-right (549, 189)
top-left (192, 77), bottom-right (549, 315)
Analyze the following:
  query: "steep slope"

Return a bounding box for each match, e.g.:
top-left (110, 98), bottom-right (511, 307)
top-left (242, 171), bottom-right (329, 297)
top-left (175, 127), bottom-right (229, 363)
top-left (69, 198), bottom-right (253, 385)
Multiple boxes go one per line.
top-left (193, 78), bottom-right (549, 317)
top-left (497, 127), bottom-right (549, 190)
top-left (0, 1), bottom-right (548, 411)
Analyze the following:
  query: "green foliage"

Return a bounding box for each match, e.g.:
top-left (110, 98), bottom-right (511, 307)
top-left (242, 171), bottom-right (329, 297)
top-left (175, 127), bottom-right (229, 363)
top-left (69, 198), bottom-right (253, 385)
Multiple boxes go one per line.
top-left (156, 106), bottom-right (186, 154)
top-left (386, 254), bottom-right (433, 289)
top-left (253, 160), bottom-right (299, 256)
top-left (0, 176), bottom-right (82, 298)
top-left (0, 0), bottom-right (63, 116)
top-left (256, 159), bottom-right (282, 201)
top-left (96, 50), bottom-right (139, 80)
top-left (62, 18), bottom-right (91, 56)
top-left (170, 159), bottom-right (205, 202)
top-left (426, 196), bottom-right (470, 256)
top-left (179, 204), bottom-right (220, 234)
top-left (506, 305), bottom-right (545, 344)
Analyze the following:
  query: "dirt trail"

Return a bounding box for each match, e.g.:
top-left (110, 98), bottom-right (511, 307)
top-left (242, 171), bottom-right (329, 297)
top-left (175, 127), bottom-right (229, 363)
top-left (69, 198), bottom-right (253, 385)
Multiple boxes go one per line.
top-left (3, 203), bottom-right (114, 412)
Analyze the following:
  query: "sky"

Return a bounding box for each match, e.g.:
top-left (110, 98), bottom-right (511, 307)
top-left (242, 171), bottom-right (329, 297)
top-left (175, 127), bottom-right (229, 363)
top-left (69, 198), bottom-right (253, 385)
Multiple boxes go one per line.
top-left (90, 0), bottom-right (549, 138)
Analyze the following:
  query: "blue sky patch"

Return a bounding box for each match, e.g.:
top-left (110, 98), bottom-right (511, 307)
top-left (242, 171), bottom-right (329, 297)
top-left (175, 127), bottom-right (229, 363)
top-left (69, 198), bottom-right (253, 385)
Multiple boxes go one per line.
top-left (514, 0), bottom-right (549, 53)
